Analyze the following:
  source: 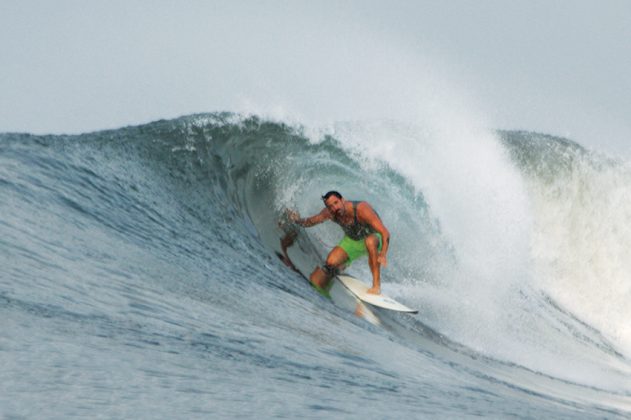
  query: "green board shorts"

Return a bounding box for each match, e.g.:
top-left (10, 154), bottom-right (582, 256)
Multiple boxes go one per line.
top-left (339, 232), bottom-right (383, 266)
top-left (311, 233), bottom-right (382, 299)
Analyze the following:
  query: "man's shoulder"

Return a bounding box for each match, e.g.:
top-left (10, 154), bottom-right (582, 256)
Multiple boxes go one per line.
top-left (355, 201), bottom-right (375, 215)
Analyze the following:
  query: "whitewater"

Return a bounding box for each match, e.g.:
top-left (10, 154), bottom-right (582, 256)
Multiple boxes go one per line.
top-left (1, 113), bottom-right (631, 418)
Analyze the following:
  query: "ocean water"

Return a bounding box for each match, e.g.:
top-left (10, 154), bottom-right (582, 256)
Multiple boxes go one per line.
top-left (1, 113), bottom-right (630, 418)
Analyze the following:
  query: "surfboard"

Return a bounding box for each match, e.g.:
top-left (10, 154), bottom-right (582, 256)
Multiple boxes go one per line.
top-left (336, 274), bottom-right (418, 314)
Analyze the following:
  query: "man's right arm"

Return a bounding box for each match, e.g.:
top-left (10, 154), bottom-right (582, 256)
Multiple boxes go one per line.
top-left (290, 208), bottom-right (331, 227)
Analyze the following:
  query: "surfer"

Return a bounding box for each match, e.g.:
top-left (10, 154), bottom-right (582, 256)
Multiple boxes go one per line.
top-left (288, 191), bottom-right (390, 295)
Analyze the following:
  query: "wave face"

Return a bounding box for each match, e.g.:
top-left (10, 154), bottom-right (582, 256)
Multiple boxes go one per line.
top-left (1, 114), bottom-right (630, 418)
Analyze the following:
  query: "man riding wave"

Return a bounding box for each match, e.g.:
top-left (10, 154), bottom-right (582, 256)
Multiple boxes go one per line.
top-left (288, 191), bottom-right (390, 295)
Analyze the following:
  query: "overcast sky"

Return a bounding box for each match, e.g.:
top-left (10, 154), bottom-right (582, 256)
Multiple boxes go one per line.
top-left (1, 1), bottom-right (630, 154)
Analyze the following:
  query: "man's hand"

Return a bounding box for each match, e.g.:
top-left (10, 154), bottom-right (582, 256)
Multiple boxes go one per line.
top-left (378, 254), bottom-right (388, 267)
top-left (286, 209), bottom-right (300, 223)
top-left (285, 207), bottom-right (330, 229)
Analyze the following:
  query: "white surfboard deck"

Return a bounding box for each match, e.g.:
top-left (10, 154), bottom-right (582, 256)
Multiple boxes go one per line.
top-left (336, 274), bottom-right (418, 314)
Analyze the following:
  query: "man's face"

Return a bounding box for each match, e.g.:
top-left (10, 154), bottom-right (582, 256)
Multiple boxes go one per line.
top-left (324, 196), bottom-right (345, 217)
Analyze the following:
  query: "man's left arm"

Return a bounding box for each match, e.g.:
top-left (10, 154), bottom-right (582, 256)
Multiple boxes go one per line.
top-left (357, 202), bottom-right (390, 266)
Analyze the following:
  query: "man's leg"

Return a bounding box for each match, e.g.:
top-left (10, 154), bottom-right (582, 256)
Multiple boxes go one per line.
top-left (365, 234), bottom-right (381, 294)
top-left (310, 246), bottom-right (348, 290)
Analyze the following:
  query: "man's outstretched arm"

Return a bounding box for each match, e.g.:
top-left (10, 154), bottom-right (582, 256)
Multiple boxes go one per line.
top-left (288, 208), bottom-right (331, 228)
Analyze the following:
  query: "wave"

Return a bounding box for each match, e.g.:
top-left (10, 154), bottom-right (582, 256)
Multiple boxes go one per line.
top-left (2, 113), bottom-right (631, 416)
top-left (502, 130), bottom-right (631, 359)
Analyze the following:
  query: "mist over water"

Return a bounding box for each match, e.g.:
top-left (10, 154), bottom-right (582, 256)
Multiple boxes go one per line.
top-left (3, 1), bottom-right (630, 159)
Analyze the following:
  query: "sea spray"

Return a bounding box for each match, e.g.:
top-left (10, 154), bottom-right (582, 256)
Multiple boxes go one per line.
top-left (503, 131), bottom-right (631, 357)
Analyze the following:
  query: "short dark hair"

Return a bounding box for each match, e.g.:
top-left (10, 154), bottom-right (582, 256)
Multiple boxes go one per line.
top-left (321, 190), bottom-right (342, 201)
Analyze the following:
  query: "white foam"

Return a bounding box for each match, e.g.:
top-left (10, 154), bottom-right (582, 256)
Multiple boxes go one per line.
top-left (319, 117), bottom-right (630, 389)
top-left (529, 152), bottom-right (631, 356)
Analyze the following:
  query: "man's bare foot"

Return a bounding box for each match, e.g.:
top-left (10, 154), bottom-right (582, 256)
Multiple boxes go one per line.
top-left (367, 286), bottom-right (380, 295)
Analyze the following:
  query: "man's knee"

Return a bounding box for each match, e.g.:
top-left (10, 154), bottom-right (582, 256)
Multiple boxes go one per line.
top-left (365, 234), bottom-right (379, 250)
top-left (325, 252), bottom-right (344, 270)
